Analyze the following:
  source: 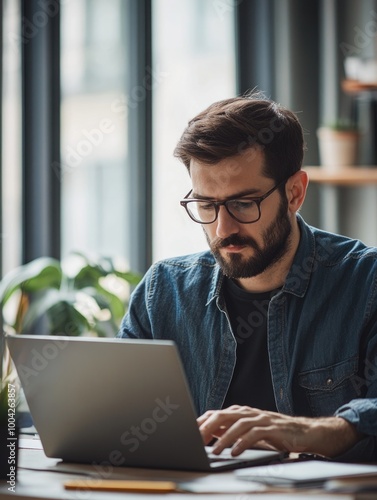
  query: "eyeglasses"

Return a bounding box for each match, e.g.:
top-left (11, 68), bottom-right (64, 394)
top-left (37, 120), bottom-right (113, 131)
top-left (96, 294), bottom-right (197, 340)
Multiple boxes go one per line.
top-left (180, 178), bottom-right (288, 225)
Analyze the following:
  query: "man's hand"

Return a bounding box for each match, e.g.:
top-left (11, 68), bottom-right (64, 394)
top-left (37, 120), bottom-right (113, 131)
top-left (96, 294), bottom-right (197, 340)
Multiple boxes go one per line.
top-left (197, 405), bottom-right (362, 457)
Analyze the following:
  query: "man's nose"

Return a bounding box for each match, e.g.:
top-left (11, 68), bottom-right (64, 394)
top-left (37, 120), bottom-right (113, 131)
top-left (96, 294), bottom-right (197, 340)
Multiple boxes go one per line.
top-left (215, 206), bottom-right (240, 239)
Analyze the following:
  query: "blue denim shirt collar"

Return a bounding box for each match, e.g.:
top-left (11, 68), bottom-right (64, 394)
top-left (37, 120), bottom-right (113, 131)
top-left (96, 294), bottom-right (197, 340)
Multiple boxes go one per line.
top-left (206, 265), bottom-right (223, 306)
top-left (283, 214), bottom-right (315, 297)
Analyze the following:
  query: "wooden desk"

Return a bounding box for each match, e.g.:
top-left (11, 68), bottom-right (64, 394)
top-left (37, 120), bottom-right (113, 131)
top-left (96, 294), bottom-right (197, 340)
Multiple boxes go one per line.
top-left (0, 444), bottom-right (359, 500)
top-left (304, 166), bottom-right (377, 233)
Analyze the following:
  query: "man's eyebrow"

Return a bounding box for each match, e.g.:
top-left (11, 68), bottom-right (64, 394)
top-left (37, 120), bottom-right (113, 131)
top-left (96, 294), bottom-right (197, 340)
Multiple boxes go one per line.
top-left (191, 188), bottom-right (262, 200)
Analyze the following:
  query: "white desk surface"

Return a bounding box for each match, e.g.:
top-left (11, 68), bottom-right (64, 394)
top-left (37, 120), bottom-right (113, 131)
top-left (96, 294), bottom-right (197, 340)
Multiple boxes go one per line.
top-left (0, 441), bottom-right (365, 500)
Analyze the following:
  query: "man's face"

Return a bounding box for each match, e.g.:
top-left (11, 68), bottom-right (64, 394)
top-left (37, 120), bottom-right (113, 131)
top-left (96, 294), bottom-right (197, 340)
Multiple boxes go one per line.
top-left (190, 148), bottom-right (293, 279)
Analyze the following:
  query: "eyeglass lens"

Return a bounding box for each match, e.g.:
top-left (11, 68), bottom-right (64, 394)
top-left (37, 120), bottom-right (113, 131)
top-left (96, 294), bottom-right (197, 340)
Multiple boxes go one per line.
top-left (186, 199), bottom-right (260, 223)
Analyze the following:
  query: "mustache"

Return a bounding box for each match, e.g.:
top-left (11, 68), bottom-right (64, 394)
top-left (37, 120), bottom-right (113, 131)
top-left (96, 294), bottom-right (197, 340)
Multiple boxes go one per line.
top-left (212, 234), bottom-right (258, 252)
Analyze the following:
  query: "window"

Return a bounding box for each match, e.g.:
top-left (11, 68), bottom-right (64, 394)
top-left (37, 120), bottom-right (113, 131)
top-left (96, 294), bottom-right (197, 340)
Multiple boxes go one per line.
top-left (152, 0), bottom-right (236, 261)
top-left (60, 0), bottom-right (130, 265)
top-left (1, 0), bottom-right (22, 275)
top-left (2, 1), bottom-right (236, 276)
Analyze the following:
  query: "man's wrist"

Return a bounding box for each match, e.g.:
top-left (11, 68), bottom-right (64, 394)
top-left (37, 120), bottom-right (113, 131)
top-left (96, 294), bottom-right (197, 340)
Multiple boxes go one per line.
top-left (311, 416), bottom-right (363, 457)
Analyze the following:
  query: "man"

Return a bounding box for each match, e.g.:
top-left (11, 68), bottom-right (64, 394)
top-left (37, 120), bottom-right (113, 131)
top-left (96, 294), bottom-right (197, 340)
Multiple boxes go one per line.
top-left (118, 94), bottom-right (377, 461)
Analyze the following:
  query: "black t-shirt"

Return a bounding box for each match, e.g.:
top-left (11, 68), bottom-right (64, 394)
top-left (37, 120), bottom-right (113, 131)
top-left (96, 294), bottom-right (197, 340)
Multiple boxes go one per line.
top-left (222, 277), bottom-right (278, 412)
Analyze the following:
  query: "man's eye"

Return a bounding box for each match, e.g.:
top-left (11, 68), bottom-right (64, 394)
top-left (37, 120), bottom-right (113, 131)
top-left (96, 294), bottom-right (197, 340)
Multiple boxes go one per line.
top-left (198, 202), bottom-right (214, 211)
top-left (229, 200), bottom-right (255, 211)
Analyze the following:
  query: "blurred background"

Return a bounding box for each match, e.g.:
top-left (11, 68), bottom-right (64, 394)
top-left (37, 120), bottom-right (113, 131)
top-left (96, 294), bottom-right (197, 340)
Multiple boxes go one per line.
top-left (2, 0), bottom-right (377, 278)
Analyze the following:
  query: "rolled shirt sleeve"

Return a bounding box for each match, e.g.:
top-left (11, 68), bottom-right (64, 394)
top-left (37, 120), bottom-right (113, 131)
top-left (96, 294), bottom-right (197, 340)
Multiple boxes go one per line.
top-left (334, 399), bottom-right (377, 461)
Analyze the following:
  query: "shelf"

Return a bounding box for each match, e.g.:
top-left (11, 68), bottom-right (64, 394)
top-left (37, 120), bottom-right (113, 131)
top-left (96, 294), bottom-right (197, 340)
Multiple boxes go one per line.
top-left (342, 79), bottom-right (377, 94)
top-left (304, 166), bottom-right (377, 185)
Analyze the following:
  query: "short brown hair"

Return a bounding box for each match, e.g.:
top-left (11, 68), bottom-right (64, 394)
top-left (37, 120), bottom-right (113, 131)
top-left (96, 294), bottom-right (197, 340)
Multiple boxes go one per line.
top-left (174, 93), bottom-right (304, 183)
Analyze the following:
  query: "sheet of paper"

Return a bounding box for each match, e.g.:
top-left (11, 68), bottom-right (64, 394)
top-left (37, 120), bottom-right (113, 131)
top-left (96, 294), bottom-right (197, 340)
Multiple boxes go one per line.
top-left (19, 437), bottom-right (44, 450)
top-left (236, 460), bottom-right (377, 486)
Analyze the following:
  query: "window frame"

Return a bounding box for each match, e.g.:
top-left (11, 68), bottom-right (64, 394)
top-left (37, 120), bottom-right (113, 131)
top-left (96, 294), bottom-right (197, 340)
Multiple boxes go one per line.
top-left (21, 0), bottom-right (61, 263)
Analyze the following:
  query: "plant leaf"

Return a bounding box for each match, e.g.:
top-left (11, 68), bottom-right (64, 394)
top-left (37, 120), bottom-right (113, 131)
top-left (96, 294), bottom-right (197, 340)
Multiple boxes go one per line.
top-left (70, 253), bottom-right (142, 287)
top-left (113, 270), bottom-right (142, 286)
top-left (73, 265), bottom-right (106, 289)
top-left (47, 301), bottom-right (92, 336)
top-left (85, 285), bottom-right (126, 322)
top-left (20, 289), bottom-right (90, 336)
top-left (0, 258), bottom-right (62, 306)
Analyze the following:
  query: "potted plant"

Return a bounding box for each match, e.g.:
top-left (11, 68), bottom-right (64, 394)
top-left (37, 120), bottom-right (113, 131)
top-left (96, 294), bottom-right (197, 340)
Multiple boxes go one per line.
top-left (0, 252), bottom-right (141, 337)
top-left (317, 120), bottom-right (360, 170)
top-left (0, 253), bottom-right (141, 438)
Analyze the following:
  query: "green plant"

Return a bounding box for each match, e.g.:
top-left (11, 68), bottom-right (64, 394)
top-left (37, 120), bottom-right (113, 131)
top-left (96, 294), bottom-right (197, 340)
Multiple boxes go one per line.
top-left (321, 119), bottom-right (359, 132)
top-left (0, 253), bottom-right (141, 337)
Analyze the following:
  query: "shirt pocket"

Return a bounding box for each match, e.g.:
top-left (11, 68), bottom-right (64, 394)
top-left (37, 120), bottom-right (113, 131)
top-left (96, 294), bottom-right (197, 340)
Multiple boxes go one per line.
top-left (298, 357), bottom-right (359, 417)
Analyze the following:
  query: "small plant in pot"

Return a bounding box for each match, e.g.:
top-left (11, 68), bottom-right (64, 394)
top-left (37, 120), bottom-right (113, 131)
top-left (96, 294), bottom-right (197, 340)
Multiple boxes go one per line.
top-left (317, 120), bottom-right (360, 170)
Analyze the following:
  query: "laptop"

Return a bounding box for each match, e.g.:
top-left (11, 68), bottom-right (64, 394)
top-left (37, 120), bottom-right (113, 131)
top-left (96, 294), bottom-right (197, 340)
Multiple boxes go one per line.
top-left (6, 334), bottom-right (285, 472)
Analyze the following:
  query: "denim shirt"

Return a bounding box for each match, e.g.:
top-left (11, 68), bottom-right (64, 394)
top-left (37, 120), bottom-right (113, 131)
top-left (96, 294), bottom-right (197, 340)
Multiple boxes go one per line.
top-left (118, 215), bottom-right (377, 460)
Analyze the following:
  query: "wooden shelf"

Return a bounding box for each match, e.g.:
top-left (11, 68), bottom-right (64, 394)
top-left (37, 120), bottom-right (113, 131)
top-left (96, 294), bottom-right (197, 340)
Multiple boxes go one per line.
top-left (304, 166), bottom-right (377, 185)
top-left (342, 79), bottom-right (377, 94)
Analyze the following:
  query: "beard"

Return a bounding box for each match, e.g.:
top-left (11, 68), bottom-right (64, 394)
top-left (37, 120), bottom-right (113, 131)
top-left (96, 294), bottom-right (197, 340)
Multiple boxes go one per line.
top-left (206, 196), bottom-right (292, 279)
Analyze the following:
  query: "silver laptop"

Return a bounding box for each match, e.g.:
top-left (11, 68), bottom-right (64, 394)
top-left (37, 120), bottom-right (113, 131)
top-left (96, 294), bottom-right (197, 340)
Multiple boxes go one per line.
top-left (6, 334), bottom-right (285, 472)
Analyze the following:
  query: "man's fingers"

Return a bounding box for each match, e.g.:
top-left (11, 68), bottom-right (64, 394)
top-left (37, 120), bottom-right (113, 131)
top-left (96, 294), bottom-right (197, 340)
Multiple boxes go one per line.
top-left (231, 426), bottom-right (286, 455)
top-left (199, 418), bottom-right (235, 444)
top-left (198, 408), bottom-right (253, 442)
top-left (196, 408), bottom-right (225, 423)
top-left (198, 407), bottom-right (286, 450)
top-left (210, 412), bottom-right (295, 455)
top-left (211, 418), bottom-right (274, 454)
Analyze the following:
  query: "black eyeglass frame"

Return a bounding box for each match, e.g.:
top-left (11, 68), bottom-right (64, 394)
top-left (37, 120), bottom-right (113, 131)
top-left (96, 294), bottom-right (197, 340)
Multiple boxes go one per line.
top-left (180, 177), bottom-right (289, 225)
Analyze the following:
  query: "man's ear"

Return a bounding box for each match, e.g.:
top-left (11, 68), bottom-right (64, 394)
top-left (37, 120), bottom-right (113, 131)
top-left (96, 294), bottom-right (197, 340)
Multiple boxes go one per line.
top-left (285, 170), bottom-right (309, 213)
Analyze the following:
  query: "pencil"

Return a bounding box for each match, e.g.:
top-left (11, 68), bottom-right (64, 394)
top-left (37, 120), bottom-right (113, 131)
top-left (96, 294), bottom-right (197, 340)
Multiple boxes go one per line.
top-left (64, 479), bottom-right (178, 493)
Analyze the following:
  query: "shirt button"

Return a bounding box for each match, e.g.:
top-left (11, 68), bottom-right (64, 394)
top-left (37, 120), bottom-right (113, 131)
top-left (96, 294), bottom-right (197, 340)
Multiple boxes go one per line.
top-left (326, 378), bottom-right (333, 386)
